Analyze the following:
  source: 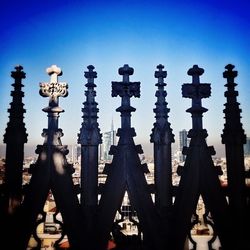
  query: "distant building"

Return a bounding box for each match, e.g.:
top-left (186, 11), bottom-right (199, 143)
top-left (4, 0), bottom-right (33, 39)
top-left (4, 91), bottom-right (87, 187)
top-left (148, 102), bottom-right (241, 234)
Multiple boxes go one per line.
top-left (100, 120), bottom-right (117, 162)
top-left (69, 144), bottom-right (79, 163)
top-left (179, 129), bottom-right (189, 162)
top-left (244, 137), bottom-right (250, 156)
top-left (76, 146), bottom-right (81, 162)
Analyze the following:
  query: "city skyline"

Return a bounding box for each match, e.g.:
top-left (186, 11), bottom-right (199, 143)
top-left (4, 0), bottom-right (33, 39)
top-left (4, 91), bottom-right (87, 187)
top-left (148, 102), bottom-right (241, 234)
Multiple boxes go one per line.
top-left (0, 0), bottom-right (249, 158)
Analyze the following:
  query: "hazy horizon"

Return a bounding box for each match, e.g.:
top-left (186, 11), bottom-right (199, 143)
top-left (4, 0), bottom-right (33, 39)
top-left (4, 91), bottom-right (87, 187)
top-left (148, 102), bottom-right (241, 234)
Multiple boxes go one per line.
top-left (0, 138), bottom-right (227, 159)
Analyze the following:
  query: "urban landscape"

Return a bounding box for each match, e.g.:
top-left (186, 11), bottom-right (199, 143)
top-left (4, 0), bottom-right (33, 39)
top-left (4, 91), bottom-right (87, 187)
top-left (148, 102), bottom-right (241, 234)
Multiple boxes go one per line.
top-left (1, 126), bottom-right (250, 249)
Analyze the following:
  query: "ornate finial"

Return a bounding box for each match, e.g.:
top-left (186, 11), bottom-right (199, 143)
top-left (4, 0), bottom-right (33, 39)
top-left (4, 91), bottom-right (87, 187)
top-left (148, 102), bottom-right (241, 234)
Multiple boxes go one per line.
top-left (182, 65), bottom-right (211, 130)
top-left (46, 65), bottom-right (62, 83)
top-left (156, 64), bottom-right (164, 70)
top-left (155, 64), bottom-right (167, 86)
top-left (40, 65), bottom-right (68, 111)
top-left (11, 65), bottom-right (26, 81)
top-left (223, 64), bottom-right (238, 84)
top-left (187, 64), bottom-right (204, 84)
top-left (112, 64), bottom-right (140, 130)
top-left (225, 64), bottom-right (235, 71)
top-left (118, 64), bottom-right (134, 83)
top-left (84, 65), bottom-right (97, 86)
top-left (112, 64), bottom-right (140, 98)
top-left (39, 65), bottom-right (68, 143)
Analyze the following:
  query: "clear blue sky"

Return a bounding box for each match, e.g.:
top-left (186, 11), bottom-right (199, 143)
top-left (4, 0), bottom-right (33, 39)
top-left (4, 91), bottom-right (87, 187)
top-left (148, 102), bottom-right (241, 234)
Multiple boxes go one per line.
top-left (0, 0), bottom-right (249, 157)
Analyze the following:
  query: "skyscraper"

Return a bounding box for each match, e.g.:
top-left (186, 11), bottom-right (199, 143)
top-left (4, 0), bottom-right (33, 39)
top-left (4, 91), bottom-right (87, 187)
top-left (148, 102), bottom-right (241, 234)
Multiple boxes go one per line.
top-left (244, 137), bottom-right (250, 156)
top-left (100, 119), bottom-right (116, 162)
top-left (179, 129), bottom-right (188, 162)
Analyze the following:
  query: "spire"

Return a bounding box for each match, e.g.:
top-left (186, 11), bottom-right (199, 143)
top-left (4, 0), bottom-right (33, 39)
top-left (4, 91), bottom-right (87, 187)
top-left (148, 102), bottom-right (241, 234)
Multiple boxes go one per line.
top-left (77, 66), bottom-right (102, 248)
top-left (221, 64), bottom-right (248, 249)
top-left (4, 65), bottom-right (28, 213)
top-left (172, 65), bottom-right (232, 249)
top-left (78, 65), bottom-right (102, 145)
top-left (221, 64), bottom-right (246, 144)
top-left (19, 65), bottom-right (82, 249)
top-left (150, 64), bottom-right (174, 144)
top-left (39, 65), bottom-right (68, 145)
top-left (4, 65), bottom-right (28, 144)
top-left (182, 65), bottom-right (211, 131)
top-left (112, 64), bottom-right (140, 130)
top-left (96, 64), bottom-right (165, 250)
top-left (150, 64), bottom-right (174, 225)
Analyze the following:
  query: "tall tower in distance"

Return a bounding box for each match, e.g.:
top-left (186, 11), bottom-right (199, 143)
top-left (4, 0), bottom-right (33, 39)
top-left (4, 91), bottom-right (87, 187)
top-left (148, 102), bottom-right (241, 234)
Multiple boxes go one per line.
top-left (100, 119), bottom-right (117, 162)
top-left (179, 129), bottom-right (188, 162)
top-left (244, 137), bottom-right (250, 156)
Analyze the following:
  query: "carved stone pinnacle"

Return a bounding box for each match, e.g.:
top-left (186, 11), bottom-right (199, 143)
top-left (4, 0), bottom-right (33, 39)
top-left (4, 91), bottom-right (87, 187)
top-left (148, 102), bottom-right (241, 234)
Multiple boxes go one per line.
top-left (188, 65), bottom-right (204, 84)
top-left (46, 65), bottom-right (62, 83)
top-left (155, 64), bottom-right (167, 84)
top-left (119, 64), bottom-right (134, 83)
top-left (11, 65), bottom-right (26, 80)
top-left (84, 65), bottom-right (97, 85)
top-left (223, 64), bottom-right (238, 82)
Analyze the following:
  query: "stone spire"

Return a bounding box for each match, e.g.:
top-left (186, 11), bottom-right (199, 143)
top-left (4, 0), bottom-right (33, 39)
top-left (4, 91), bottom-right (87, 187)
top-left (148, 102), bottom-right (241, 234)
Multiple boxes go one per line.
top-left (112, 64), bottom-right (140, 130)
top-left (4, 65), bottom-right (28, 213)
top-left (182, 65), bottom-right (210, 130)
top-left (150, 64), bottom-right (174, 217)
top-left (96, 64), bottom-right (165, 250)
top-left (78, 65), bottom-right (102, 247)
top-left (78, 65), bottom-right (102, 146)
top-left (221, 64), bottom-right (248, 249)
top-left (171, 65), bottom-right (232, 250)
top-left (39, 65), bottom-right (68, 145)
top-left (18, 65), bottom-right (82, 250)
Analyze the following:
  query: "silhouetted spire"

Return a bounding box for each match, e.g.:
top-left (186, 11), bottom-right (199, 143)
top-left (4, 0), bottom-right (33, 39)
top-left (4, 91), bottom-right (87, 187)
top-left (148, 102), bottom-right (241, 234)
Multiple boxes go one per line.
top-left (4, 65), bottom-right (28, 147)
top-left (221, 64), bottom-right (246, 144)
top-left (39, 65), bottom-right (68, 145)
top-left (172, 65), bottom-right (232, 250)
top-left (4, 65), bottom-right (28, 213)
top-left (78, 65), bottom-right (102, 248)
top-left (112, 64), bottom-right (140, 130)
top-left (18, 65), bottom-right (82, 250)
top-left (78, 65), bottom-right (102, 145)
top-left (182, 65), bottom-right (211, 131)
top-left (96, 64), bottom-right (165, 250)
top-left (221, 64), bottom-right (248, 249)
top-left (150, 64), bottom-right (174, 219)
top-left (151, 64), bottom-right (174, 144)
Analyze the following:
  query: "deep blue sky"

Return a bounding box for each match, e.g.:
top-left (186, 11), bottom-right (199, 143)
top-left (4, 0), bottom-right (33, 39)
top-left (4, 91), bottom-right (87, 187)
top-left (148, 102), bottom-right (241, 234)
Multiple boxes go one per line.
top-left (1, 0), bottom-right (250, 157)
